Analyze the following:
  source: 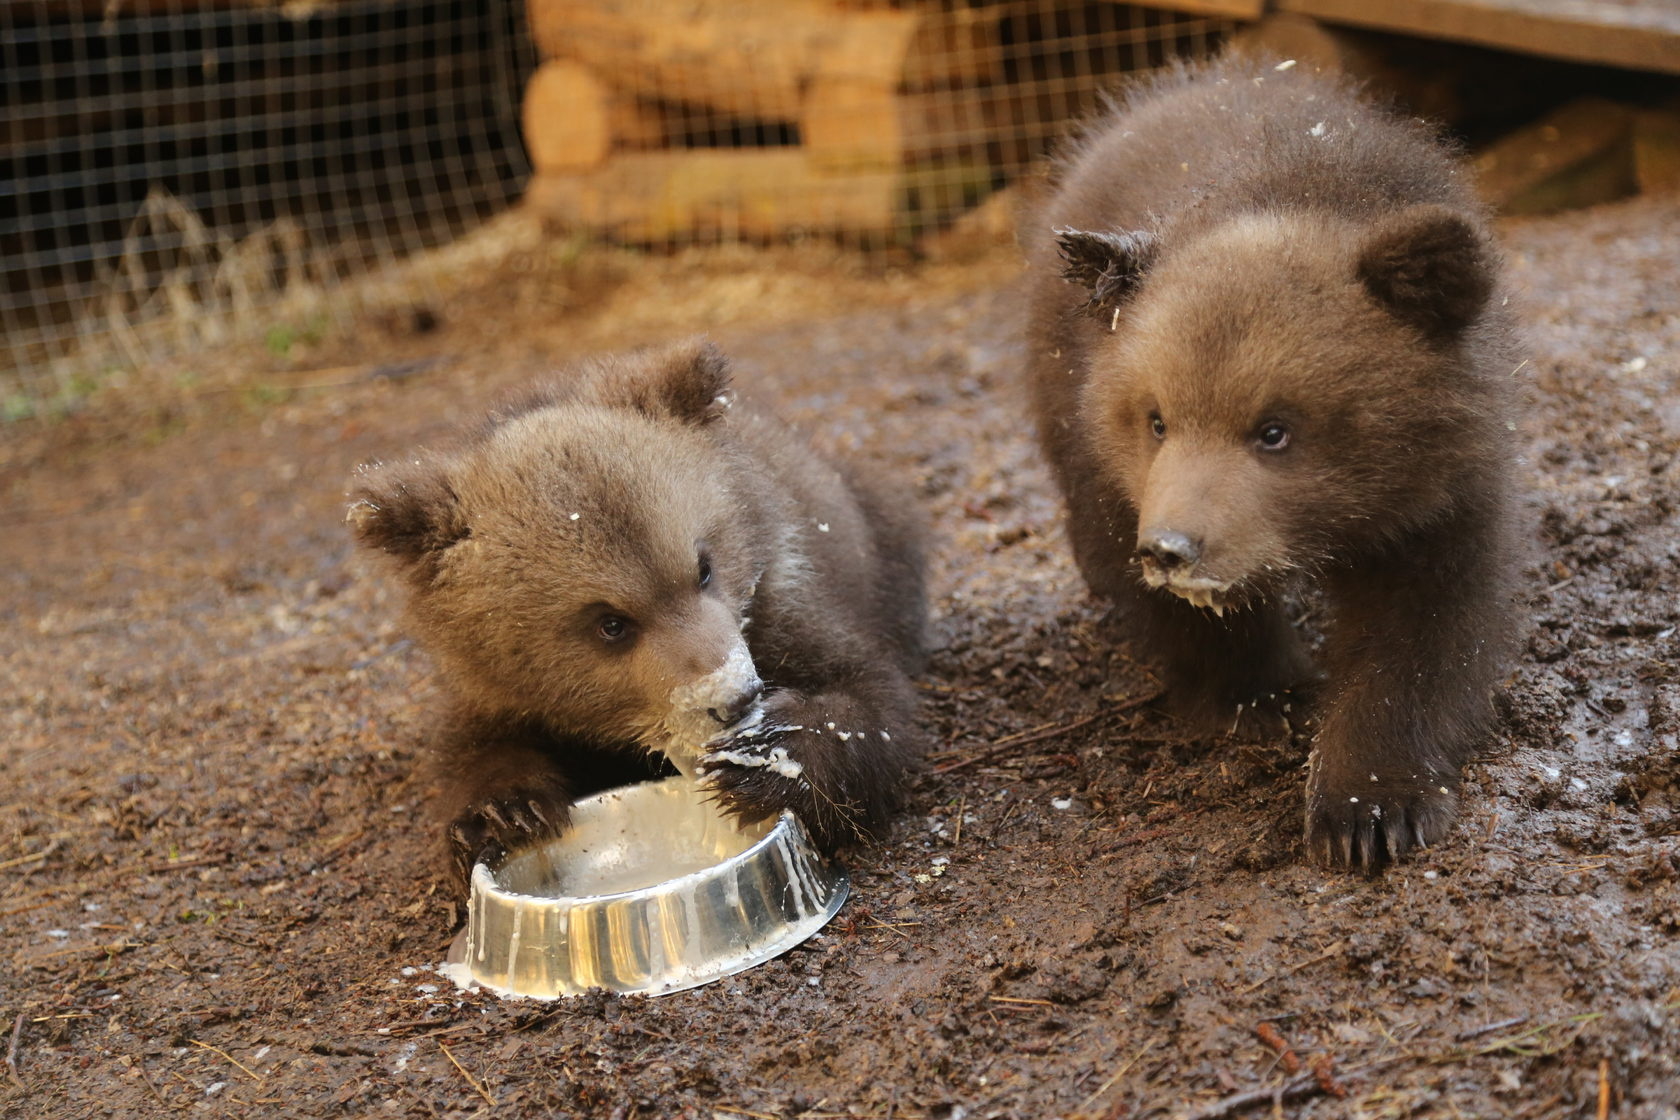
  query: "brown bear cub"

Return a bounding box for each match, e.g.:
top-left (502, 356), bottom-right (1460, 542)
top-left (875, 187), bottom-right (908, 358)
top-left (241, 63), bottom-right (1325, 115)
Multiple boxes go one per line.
top-left (349, 340), bottom-right (927, 891)
top-left (1026, 57), bottom-right (1519, 869)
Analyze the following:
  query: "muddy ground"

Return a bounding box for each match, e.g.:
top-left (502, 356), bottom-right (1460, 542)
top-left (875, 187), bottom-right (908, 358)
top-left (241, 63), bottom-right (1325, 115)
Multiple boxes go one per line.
top-left (2, 192), bottom-right (1678, 1120)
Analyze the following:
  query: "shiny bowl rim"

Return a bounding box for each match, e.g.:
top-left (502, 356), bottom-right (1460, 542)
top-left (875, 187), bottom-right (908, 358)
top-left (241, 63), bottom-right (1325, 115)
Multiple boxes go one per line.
top-left (472, 780), bottom-right (799, 907)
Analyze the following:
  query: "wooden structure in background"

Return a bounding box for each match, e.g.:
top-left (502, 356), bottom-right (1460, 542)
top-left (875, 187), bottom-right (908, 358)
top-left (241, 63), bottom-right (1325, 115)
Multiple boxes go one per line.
top-left (521, 0), bottom-right (1032, 241)
top-left (521, 0), bottom-right (1680, 242)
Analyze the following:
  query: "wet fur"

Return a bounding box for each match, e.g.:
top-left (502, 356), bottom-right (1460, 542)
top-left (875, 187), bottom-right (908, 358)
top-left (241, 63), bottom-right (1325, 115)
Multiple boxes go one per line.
top-left (1025, 57), bottom-right (1520, 869)
top-left (350, 341), bottom-right (927, 892)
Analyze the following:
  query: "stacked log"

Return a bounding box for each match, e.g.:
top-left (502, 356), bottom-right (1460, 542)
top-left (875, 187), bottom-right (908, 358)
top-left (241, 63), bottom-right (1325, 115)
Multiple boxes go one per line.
top-left (520, 0), bottom-right (1005, 242)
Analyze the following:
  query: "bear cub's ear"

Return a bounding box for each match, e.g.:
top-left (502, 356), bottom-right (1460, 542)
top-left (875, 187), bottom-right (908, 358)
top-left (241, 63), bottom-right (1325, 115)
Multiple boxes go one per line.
top-left (346, 455), bottom-right (470, 572)
top-left (1357, 205), bottom-right (1494, 341)
top-left (586, 338), bottom-right (735, 426)
top-left (1055, 227), bottom-right (1158, 319)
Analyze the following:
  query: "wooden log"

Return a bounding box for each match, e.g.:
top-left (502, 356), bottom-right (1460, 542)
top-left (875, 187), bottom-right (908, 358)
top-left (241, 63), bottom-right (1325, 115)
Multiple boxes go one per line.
top-left (527, 0), bottom-right (1000, 122)
top-left (524, 151), bottom-right (904, 242)
top-left (1473, 98), bottom-right (1636, 214)
top-left (1633, 107), bottom-right (1680, 195)
top-left (520, 59), bottom-right (665, 174)
top-left (802, 82), bottom-right (1020, 173)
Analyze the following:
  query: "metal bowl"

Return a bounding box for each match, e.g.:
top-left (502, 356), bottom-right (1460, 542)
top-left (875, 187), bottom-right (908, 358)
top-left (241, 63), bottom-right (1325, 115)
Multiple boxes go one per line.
top-left (444, 777), bottom-right (848, 998)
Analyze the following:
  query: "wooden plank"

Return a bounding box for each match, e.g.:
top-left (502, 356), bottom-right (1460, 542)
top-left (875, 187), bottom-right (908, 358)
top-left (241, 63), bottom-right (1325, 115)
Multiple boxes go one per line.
top-left (27, 1), bottom-right (358, 13)
top-left (524, 151), bottom-right (904, 241)
top-left (1472, 97), bottom-right (1636, 212)
top-left (1116, 0), bottom-right (1265, 18)
top-left (1278, 0), bottom-right (1680, 75)
top-left (1633, 107), bottom-right (1680, 193)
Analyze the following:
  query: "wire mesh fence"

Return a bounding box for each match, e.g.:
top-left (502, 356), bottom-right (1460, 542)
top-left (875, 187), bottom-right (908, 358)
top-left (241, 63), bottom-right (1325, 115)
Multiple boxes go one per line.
top-left (520, 1), bottom-right (1236, 246)
top-left (1, 0), bottom-right (537, 418)
top-left (1, 0), bottom-right (1238, 420)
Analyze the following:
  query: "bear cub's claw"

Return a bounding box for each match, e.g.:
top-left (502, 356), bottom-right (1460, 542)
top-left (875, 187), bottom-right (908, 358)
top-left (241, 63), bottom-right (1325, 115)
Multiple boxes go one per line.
top-left (446, 787), bottom-right (571, 888)
top-left (1305, 768), bottom-right (1459, 873)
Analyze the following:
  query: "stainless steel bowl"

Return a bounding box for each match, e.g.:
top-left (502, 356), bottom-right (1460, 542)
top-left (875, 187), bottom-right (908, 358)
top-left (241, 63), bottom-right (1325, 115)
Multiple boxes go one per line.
top-left (445, 777), bottom-right (848, 997)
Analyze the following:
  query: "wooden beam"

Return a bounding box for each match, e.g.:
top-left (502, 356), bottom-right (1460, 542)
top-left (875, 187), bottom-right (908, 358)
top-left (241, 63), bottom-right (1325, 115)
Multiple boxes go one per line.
top-left (1116, 0), bottom-right (1264, 19)
top-left (525, 151), bottom-right (904, 242)
top-left (1278, 0), bottom-right (1680, 75)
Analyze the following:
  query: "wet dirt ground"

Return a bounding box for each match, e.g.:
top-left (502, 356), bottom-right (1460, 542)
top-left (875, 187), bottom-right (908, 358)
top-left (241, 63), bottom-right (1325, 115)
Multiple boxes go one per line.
top-left (2, 193), bottom-right (1678, 1119)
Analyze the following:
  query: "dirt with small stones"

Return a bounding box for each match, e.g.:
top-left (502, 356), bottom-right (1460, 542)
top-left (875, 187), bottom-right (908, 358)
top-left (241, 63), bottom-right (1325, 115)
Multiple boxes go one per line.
top-left (2, 193), bottom-right (1678, 1120)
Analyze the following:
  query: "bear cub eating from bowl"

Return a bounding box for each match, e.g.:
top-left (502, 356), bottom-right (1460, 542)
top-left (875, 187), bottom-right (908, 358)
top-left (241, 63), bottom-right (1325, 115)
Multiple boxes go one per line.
top-left (349, 340), bottom-right (926, 891)
top-left (1026, 58), bottom-right (1519, 869)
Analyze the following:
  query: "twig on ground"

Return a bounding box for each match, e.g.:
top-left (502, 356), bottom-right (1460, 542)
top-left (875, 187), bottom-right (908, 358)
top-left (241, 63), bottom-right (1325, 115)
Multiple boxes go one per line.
top-left (131, 1056), bottom-right (170, 1109)
top-left (1183, 1074), bottom-right (1319, 1120)
top-left (0, 840), bottom-right (59, 873)
top-left (1236, 940), bottom-right (1346, 995)
top-left (932, 713), bottom-right (1101, 773)
top-left (1453, 1015), bottom-right (1529, 1042)
top-left (1597, 1057), bottom-right (1611, 1120)
top-left (190, 1039), bottom-right (263, 1082)
top-left (438, 1039), bottom-right (494, 1107)
top-left (146, 852), bottom-right (226, 874)
top-left (6, 1012), bottom-right (25, 1092)
top-left (1183, 1055), bottom-right (1403, 1119)
top-left (1459, 1012), bottom-right (1603, 1058)
top-left (1076, 1035), bottom-right (1158, 1116)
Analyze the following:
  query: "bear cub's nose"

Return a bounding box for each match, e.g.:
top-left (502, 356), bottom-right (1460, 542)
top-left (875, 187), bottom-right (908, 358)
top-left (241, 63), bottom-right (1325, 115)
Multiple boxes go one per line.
top-left (1136, 530), bottom-right (1201, 572)
top-left (709, 681), bottom-right (764, 726)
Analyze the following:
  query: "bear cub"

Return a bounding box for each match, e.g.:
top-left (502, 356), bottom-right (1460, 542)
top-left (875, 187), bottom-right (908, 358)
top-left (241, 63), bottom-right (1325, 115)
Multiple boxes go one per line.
top-left (349, 340), bottom-right (927, 890)
top-left (1026, 57), bottom-right (1519, 869)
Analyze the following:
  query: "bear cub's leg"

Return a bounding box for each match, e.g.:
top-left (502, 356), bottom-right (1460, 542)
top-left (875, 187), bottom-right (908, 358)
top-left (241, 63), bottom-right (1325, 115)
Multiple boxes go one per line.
top-left (1305, 510), bottom-right (1508, 868)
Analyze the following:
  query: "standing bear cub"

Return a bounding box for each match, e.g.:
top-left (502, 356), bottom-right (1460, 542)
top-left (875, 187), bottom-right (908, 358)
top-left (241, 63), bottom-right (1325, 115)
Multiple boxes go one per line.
top-left (1027, 58), bottom-right (1519, 869)
top-left (349, 340), bottom-right (927, 891)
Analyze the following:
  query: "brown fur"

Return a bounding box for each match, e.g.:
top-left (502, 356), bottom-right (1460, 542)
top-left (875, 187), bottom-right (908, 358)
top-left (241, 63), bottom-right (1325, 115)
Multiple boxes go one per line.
top-left (349, 341), bottom-right (927, 891)
top-left (1025, 57), bottom-right (1520, 869)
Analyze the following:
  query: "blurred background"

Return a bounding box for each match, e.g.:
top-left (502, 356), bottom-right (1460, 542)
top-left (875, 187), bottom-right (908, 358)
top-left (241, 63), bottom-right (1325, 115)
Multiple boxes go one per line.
top-left (3, 0), bottom-right (1678, 423)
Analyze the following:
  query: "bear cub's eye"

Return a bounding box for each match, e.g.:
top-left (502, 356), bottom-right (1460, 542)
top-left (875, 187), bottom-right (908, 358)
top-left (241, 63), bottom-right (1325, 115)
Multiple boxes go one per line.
top-left (697, 552), bottom-right (713, 589)
top-left (1148, 411), bottom-right (1166, 440)
top-left (1256, 421), bottom-right (1291, 451)
top-left (596, 614), bottom-right (633, 643)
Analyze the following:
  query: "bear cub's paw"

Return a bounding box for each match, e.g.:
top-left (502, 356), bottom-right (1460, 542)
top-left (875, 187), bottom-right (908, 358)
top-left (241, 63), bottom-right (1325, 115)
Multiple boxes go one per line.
top-left (1304, 757), bottom-right (1459, 872)
top-left (445, 782), bottom-right (573, 889)
top-left (696, 688), bottom-right (898, 847)
top-left (695, 695), bottom-right (814, 821)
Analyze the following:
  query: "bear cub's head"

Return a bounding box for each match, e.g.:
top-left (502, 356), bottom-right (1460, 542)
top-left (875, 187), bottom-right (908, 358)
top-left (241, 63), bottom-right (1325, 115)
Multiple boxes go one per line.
top-left (348, 341), bottom-right (770, 772)
top-left (1058, 204), bottom-right (1500, 613)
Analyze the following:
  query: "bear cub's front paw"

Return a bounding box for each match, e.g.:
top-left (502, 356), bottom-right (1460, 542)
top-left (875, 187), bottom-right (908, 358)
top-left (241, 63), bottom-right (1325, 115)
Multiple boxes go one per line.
top-left (1305, 759), bottom-right (1459, 872)
top-left (446, 786), bottom-right (571, 889)
top-left (695, 704), bottom-right (812, 825)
